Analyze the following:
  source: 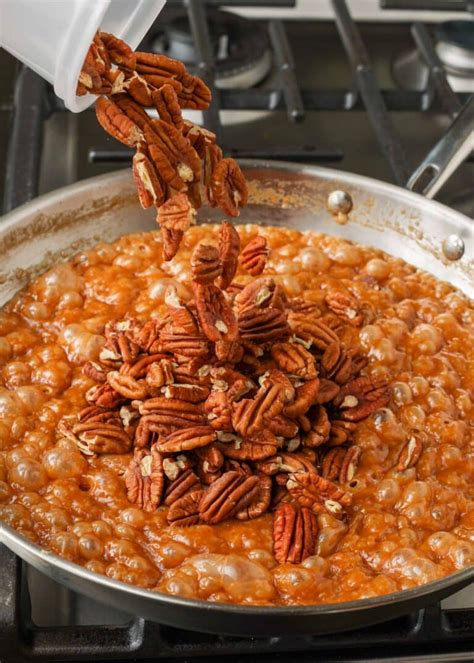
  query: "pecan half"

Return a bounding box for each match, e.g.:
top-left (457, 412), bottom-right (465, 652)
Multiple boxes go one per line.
top-left (397, 436), bottom-right (422, 471)
top-left (288, 314), bottom-right (339, 351)
top-left (194, 283), bottom-right (238, 343)
top-left (167, 490), bottom-right (203, 526)
top-left (334, 376), bottom-right (391, 422)
top-left (178, 71), bottom-right (212, 110)
top-left (273, 503), bottom-right (318, 564)
top-left (328, 420), bottom-right (356, 447)
top-left (145, 359), bottom-right (174, 391)
top-left (303, 406), bottom-right (331, 448)
top-left (151, 83), bottom-right (184, 129)
top-left (283, 380), bottom-right (320, 418)
top-left (144, 121), bottom-right (201, 191)
top-left (321, 448), bottom-right (346, 481)
top-left (85, 384), bottom-right (124, 409)
top-left (339, 446), bottom-right (361, 483)
top-left (100, 32), bottom-right (136, 69)
top-left (157, 426), bottom-right (216, 453)
top-left (95, 97), bottom-right (142, 147)
top-left (208, 158), bottom-right (248, 216)
top-left (138, 397), bottom-right (205, 428)
top-left (161, 383), bottom-right (209, 403)
top-left (68, 422), bottom-right (131, 455)
top-left (217, 222), bottom-right (240, 290)
top-left (132, 146), bottom-right (165, 208)
top-left (125, 445), bottom-right (164, 511)
top-left (164, 469), bottom-right (200, 506)
top-left (240, 236), bottom-right (269, 276)
top-left (199, 471), bottom-right (259, 524)
top-left (217, 429), bottom-right (278, 462)
top-left (325, 291), bottom-right (363, 327)
top-left (107, 371), bottom-right (148, 400)
top-left (77, 406), bottom-right (120, 425)
top-left (204, 391), bottom-right (233, 432)
top-left (286, 471), bottom-right (352, 517)
top-left (191, 242), bottom-right (222, 285)
top-left (114, 94), bottom-right (151, 131)
top-left (83, 361), bottom-right (107, 383)
top-left (238, 306), bottom-right (290, 345)
top-left (134, 51), bottom-right (185, 78)
top-left (272, 342), bottom-right (318, 380)
top-left (316, 379), bottom-right (340, 404)
top-left (232, 376), bottom-right (292, 438)
top-left (195, 445), bottom-right (224, 485)
top-left (235, 278), bottom-right (286, 313)
top-left (236, 475), bottom-right (272, 520)
top-left (157, 193), bottom-right (197, 261)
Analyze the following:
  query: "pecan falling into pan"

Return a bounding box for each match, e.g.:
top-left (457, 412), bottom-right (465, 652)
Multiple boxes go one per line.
top-left (78, 30), bottom-right (248, 259)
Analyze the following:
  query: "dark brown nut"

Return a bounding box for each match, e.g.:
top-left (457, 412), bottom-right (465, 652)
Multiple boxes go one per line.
top-left (66, 421), bottom-right (132, 456)
top-left (125, 445), bottom-right (164, 512)
top-left (103, 320), bottom-right (141, 363)
top-left (286, 298), bottom-right (321, 316)
top-left (85, 384), bottom-right (124, 409)
top-left (103, 68), bottom-right (127, 95)
top-left (157, 193), bottom-right (197, 261)
top-left (100, 31), bottom-right (136, 68)
top-left (204, 391), bottom-right (233, 432)
top-left (161, 383), bottom-right (209, 403)
top-left (238, 306), bottom-right (290, 345)
top-left (325, 291), bottom-right (363, 327)
top-left (321, 448), bottom-right (346, 481)
top-left (240, 236), bottom-right (268, 276)
top-left (272, 342), bottom-right (318, 380)
top-left (321, 341), bottom-right (357, 385)
top-left (215, 340), bottom-right (244, 363)
top-left (159, 331), bottom-right (210, 359)
top-left (232, 376), bottom-right (293, 438)
top-left (164, 287), bottom-right (200, 334)
top-left (277, 451), bottom-right (317, 475)
top-left (151, 83), bottom-right (184, 128)
top-left (235, 277), bottom-right (286, 313)
top-left (236, 475), bottom-right (272, 520)
top-left (134, 51), bottom-right (185, 77)
top-left (144, 121), bottom-right (201, 191)
top-left (178, 71), bottom-right (212, 110)
top-left (138, 397), bottom-right (205, 428)
top-left (273, 503), bottom-right (318, 564)
top-left (167, 490), bottom-right (203, 526)
top-left (95, 97), bottom-right (142, 147)
top-left (268, 415), bottom-right (299, 439)
top-left (157, 426), bottom-right (216, 453)
top-left (286, 471), bottom-right (352, 518)
top-left (121, 354), bottom-right (167, 380)
top-left (328, 420), bottom-right (357, 447)
top-left (132, 146), bottom-right (165, 209)
top-left (334, 376), bottom-right (391, 422)
top-left (145, 359), bottom-right (174, 391)
top-left (194, 283), bottom-right (238, 343)
top-left (397, 436), bottom-right (423, 471)
top-left (164, 469), bottom-right (201, 506)
top-left (77, 406), bottom-right (120, 425)
top-left (183, 120), bottom-right (216, 158)
top-left (287, 313), bottom-right (339, 351)
top-left (78, 63), bottom-right (102, 93)
top-left (284, 380), bottom-right (320, 418)
top-left (316, 379), bottom-right (340, 404)
top-left (195, 445), bottom-right (224, 485)
top-left (126, 72), bottom-right (153, 106)
top-left (208, 158), bottom-right (248, 217)
top-left (199, 471), bottom-right (260, 524)
top-left (83, 361), bottom-right (107, 383)
top-left (107, 371), bottom-right (148, 400)
top-left (258, 369), bottom-right (295, 403)
top-left (217, 222), bottom-right (241, 290)
top-left (303, 406), bottom-right (331, 448)
top-left (339, 446), bottom-right (361, 483)
top-left (217, 429), bottom-right (278, 462)
top-left (113, 93), bottom-right (151, 131)
top-left (191, 242), bottom-right (222, 285)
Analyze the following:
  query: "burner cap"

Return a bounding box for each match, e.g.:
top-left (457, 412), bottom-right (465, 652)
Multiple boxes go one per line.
top-left (151, 9), bottom-right (272, 89)
top-left (435, 21), bottom-right (474, 76)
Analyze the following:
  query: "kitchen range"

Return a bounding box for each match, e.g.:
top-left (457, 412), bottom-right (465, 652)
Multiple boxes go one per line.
top-left (0, 1), bottom-right (473, 661)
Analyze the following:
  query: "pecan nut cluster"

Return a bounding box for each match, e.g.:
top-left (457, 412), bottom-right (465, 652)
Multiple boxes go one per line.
top-left (61, 227), bottom-right (392, 565)
top-left (78, 31), bottom-right (248, 259)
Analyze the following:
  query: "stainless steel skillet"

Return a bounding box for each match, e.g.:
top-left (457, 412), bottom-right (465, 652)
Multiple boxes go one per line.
top-left (0, 161), bottom-right (472, 636)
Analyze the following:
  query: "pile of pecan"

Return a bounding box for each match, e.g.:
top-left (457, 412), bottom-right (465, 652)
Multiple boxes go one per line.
top-left (77, 31), bottom-right (248, 259)
top-left (60, 225), bottom-right (392, 564)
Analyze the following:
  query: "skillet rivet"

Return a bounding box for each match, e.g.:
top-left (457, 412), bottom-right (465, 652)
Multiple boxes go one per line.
top-left (327, 190), bottom-right (353, 225)
top-left (442, 235), bottom-right (465, 261)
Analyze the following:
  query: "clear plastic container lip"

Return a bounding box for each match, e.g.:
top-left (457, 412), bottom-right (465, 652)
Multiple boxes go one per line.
top-left (0, 0), bottom-right (166, 113)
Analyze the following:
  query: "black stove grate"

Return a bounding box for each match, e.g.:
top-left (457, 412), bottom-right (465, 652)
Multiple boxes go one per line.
top-left (3, 0), bottom-right (472, 212)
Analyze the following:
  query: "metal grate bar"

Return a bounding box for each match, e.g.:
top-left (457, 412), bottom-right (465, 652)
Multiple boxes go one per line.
top-left (268, 20), bottom-right (305, 122)
top-left (3, 67), bottom-right (50, 213)
top-left (332, 0), bottom-right (410, 185)
top-left (185, 0), bottom-right (222, 142)
top-left (411, 22), bottom-right (462, 118)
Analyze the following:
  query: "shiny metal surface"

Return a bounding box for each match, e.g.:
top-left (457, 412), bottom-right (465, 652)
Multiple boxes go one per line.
top-left (0, 161), bottom-right (473, 635)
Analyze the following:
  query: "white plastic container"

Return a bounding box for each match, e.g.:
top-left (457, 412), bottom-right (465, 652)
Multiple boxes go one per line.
top-left (0, 0), bottom-right (166, 112)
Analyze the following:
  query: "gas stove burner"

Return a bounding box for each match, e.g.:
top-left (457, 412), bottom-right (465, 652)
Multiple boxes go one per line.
top-left (152, 9), bottom-right (272, 89)
top-left (436, 21), bottom-right (474, 77)
top-left (393, 20), bottom-right (474, 93)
